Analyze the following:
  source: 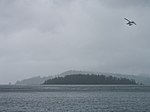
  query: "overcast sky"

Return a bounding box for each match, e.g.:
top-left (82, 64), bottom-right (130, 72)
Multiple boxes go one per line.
top-left (0, 0), bottom-right (150, 84)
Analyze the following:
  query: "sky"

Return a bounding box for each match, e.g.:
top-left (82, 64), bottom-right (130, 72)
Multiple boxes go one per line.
top-left (0, 0), bottom-right (150, 84)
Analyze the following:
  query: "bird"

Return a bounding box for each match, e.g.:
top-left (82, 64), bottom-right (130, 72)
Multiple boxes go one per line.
top-left (124, 18), bottom-right (136, 26)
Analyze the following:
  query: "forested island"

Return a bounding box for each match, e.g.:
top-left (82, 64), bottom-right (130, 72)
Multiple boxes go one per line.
top-left (43, 74), bottom-right (137, 85)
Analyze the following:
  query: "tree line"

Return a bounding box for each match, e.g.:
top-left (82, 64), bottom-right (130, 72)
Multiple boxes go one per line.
top-left (43, 74), bottom-right (137, 85)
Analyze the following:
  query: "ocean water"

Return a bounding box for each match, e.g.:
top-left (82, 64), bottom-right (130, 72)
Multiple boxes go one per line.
top-left (0, 85), bottom-right (150, 112)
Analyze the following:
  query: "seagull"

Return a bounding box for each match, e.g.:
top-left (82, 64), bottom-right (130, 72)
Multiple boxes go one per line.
top-left (124, 18), bottom-right (136, 26)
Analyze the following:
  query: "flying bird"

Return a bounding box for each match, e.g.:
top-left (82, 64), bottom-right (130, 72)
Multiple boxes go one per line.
top-left (124, 18), bottom-right (136, 26)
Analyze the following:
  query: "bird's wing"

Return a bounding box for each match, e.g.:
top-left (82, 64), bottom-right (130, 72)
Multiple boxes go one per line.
top-left (124, 18), bottom-right (130, 22)
top-left (132, 21), bottom-right (136, 25)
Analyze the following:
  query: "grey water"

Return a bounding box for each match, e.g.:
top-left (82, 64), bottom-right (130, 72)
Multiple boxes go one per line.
top-left (0, 85), bottom-right (150, 112)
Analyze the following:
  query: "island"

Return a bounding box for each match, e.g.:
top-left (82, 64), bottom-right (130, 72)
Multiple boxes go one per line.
top-left (43, 74), bottom-right (137, 85)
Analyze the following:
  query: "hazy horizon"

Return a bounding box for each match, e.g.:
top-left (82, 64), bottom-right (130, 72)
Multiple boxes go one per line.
top-left (0, 0), bottom-right (150, 84)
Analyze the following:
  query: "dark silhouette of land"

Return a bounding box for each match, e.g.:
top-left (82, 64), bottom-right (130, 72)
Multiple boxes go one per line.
top-left (43, 74), bottom-right (137, 85)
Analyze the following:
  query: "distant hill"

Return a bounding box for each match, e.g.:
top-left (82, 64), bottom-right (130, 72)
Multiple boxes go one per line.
top-left (15, 70), bottom-right (150, 85)
top-left (59, 70), bottom-right (150, 85)
top-left (15, 76), bottom-right (53, 85)
top-left (43, 74), bottom-right (137, 85)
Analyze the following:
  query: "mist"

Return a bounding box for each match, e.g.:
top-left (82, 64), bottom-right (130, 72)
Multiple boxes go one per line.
top-left (0, 0), bottom-right (150, 84)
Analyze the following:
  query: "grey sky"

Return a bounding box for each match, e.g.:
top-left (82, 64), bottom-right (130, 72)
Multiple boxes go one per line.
top-left (0, 0), bottom-right (150, 84)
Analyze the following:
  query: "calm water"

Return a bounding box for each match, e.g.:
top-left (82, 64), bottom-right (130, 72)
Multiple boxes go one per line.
top-left (0, 85), bottom-right (150, 112)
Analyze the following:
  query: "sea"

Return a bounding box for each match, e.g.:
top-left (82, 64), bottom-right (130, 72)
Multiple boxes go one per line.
top-left (0, 85), bottom-right (150, 112)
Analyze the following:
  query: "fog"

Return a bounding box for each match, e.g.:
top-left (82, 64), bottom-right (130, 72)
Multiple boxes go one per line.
top-left (0, 0), bottom-right (150, 84)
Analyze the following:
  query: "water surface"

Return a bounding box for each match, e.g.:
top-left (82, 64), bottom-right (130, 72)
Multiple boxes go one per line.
top-left (0, 85), bottom-right (150, 112)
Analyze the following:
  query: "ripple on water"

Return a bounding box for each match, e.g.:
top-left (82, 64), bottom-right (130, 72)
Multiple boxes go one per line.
top-left (0, 85), bottom-right (150, 112)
